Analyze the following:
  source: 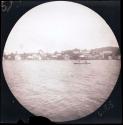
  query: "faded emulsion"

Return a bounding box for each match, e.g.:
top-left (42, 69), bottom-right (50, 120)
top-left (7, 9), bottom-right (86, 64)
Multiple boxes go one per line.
top-left (1, 1), bottom-right (121, 124)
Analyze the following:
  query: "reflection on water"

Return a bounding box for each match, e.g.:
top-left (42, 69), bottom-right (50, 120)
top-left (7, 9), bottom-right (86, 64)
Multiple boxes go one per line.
top-left (3, 60), bottom-right (121, 122)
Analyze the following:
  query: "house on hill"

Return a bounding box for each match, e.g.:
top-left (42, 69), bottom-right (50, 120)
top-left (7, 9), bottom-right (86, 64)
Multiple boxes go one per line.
top-left (63, 54), bottom-right (70, 60)
top-left (100, 50), bottom-right (112, 60)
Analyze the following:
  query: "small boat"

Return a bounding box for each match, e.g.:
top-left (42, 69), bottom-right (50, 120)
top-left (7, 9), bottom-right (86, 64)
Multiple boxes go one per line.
top-left (74, 60), bottom-right (90, 64)
top-left (74, 62), bottom-right (90, 64)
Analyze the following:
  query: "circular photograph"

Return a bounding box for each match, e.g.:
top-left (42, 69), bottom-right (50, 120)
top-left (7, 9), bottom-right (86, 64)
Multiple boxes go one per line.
top-left (2, 1), bottom-right (121, 122)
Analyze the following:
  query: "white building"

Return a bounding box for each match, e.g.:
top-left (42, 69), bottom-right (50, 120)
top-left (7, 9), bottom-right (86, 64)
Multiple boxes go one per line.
top-left (100, 50), bottom-right (112, 59)
top-left (63, 54), bottom-right (70, 60)
top-left (15, 55), bottom-right (21, 60)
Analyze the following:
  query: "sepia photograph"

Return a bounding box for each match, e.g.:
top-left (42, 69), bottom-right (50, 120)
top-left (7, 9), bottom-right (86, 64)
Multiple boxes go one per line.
top-left (1, 0), bottom-right (121, 124)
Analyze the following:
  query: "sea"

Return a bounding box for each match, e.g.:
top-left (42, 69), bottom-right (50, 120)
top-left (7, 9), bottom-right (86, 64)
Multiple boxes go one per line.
top-left (2, 60), bottom-right (121, 122)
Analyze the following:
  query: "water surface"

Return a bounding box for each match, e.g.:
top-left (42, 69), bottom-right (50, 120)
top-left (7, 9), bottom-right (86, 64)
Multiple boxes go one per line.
top-left (3, 60), bottom-right (121, 122)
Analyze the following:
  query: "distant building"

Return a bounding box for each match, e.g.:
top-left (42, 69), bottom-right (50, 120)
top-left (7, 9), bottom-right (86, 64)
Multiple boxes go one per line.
top-left (80, 50), bottom-right (91, 59)
top-left (3, 47), bottom-right (120, 60)
top-left (55, 53), bottom-right (62, 57)
top-left (15, 55), bottom-right (21, 60)
top-left (26, 55), bottom-right (33, 60)
top-left (117, 55), bottom-right (121, 60)
top-left (108, 56), bottom-right (112, 60)
top-left (32, 54), bottom-right (41, 60)
top-left (114, 55), bottom-right (121, 60)
top-left (51, 55), bottom-right (57, 59)
top-left (79, 55), bottom-right (85, 60)
top-left (73, 49), bottom-right (80, 54)
top-left (101, 50), bottom-right (112, 54)
top-left (63, 54), bottom-right (70, 60)
top-left (6, 53), bottom-right (15, 60)
top-left (100, 51), bottom-right (112, 59)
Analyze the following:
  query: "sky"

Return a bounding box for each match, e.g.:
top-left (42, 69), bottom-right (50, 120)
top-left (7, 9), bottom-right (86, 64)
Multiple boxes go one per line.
top-left (4, 1), bottom-right (119, 54)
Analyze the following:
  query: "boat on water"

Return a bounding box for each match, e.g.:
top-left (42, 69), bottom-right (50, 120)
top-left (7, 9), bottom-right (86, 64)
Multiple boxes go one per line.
top-left (74, 62), bottom-right (90, 64)
top-left (73, 60), bottom-right (90, 64)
